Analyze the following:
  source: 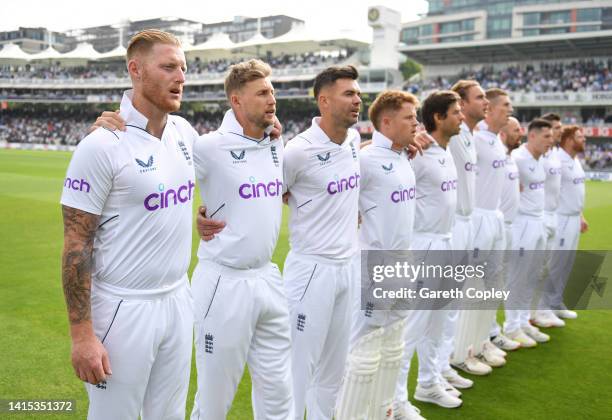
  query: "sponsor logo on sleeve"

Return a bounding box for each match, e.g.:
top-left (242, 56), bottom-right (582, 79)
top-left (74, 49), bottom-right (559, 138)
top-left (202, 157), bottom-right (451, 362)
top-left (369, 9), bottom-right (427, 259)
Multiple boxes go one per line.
top-left (63, 177), bottom-right (91, 193)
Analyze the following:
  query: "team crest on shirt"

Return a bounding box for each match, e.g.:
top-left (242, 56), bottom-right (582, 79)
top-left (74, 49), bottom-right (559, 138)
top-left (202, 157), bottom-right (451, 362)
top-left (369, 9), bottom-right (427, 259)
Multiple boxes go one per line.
top-left (178, 140), bottom-right (192, 165)
top-left (317, 152), bottom-right (331, 165)
top-left (230, 150), bottom-right (247, 163)
top-left (382, 163), bottom-right (394, 173)
top-left (464, 138), bottom-right (471, 147)
top-left (270, 145), bottom-right (280, 167)
top-left (135, 155), bottom-right (157, 173)
top-left (350, 143), bottom-right (358, 160)
top-left (297, 313), bottom-right (306, 331)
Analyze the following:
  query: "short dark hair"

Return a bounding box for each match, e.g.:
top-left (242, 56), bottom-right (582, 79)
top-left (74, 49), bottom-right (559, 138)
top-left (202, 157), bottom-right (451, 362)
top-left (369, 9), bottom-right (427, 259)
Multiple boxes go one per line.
top-left (313, 65), bottom-right (359, 98)
top-left (540, 112), bottom-right (561, 122)
top-left (528, 118), bottom-right (553, 133)
top-left (421, 90), bottom-right (460, 133)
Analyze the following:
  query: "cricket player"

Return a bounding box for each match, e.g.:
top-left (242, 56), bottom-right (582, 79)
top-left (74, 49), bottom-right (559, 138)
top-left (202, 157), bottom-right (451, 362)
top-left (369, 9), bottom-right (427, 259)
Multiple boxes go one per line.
top-left (88, 59), bottom-right (291, 418)
top-left (336, 90), bottom-right (424, 420)
top-left (538, 125), bottom-right (587, 320)
top-left (504, 119), bottom-right (555, 346)
top-left (452, 88), bottom-right (513, 374)
top-left (282, 65), bottom-right (362, 419)
top-left (189, 60), bottom-right (293, 419)
top-left (488, 117), bottom-right (523, 350)
top-left (394, 91), bottom-right (463, 409)
top-left (60, 30), bottom-right (197, 419)
top-left (440, 80), bottom-right (489, 381)
top-left (532, 113), bottom-right (566, 328)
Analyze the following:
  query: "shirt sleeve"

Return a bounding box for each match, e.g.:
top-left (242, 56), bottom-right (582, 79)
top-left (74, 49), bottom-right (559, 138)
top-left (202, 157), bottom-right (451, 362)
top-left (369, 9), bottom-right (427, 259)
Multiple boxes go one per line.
top-left (283, 140), bottom-right (306, 193)
top-left (60, 131), bottom-right (116, 215)
top-left (193, 132), bottom-right (213, 182)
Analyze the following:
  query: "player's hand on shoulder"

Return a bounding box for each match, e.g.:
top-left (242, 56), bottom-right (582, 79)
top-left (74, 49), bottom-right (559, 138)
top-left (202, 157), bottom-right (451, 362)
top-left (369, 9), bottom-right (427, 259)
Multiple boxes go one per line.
top-left (413, 130), bottom-right (432, 154)
top-left (89, 110), bottom-right (126, 134)
top-left (71, 333), bottom-right (112, 385)
top-left (197, 205), bottom-right (226, 241)
top-left (269, 116), bottom-right (283, 140)
top-left (282, 192), bottom-right (291, 205)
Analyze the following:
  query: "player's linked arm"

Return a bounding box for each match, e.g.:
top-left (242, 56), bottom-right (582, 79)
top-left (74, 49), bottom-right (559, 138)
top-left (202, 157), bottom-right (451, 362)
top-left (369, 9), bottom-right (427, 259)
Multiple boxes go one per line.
top-left (61, 205), bottom-right (111, 385)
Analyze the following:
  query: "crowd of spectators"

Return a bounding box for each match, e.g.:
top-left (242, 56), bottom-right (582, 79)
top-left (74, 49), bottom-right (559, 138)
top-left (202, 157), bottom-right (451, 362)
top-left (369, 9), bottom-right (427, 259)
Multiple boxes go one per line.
top-left (0, 51), bottom-right (350, 81)
top-left (405, 59), bottom-right (612, 94)
top-left (0, 107), bottom-right (316, 146)
top-left (2, 107), bottom-right (611, 173)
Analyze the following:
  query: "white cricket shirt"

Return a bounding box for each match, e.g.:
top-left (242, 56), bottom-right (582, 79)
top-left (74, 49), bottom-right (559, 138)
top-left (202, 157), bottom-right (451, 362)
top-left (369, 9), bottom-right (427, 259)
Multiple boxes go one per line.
top-left (499, 151), bottom-right (520, 223)
top-left (542, 147), bottom-right (562, 212)
top-left (512, 144), bottom-right (546, 217)
top-left (194, 110), bottom-right (283, 269)
top-left (557, 148), bottom-right (586, 216)
top-left (284, 117), bottom-right (361, 260)
top-left (474, 120), bottom-right (507, 210)
top-left (60, 90), bottom-right (197, 290)
top-left (358, 131), bottom-right (416, 250)
top-left (448, 122), bottom-right (477, 217)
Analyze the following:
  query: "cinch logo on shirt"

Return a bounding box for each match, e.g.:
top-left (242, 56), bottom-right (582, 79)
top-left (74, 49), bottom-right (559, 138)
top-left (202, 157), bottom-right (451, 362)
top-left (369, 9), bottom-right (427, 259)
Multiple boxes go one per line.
top-left (327, 173), bottom-right (360, 195)
top-left (548, 167), bottom-right (562, 176)
top-left (441, 179), bottom-right (458, 192)
top-left (238, 177), bottom-right (283, 199)
top-left (492, 159), bottom-right (506, 169)
top-left (64, 177), bottom-right (91, 193)
top-left (144, 180), bottom-right (195, 211)
top-left (391, 186), bottom-right (416, 203)
top-left (464, 162), bottom-right (478, 172)
top-left (573, 177), bottom-right (585, 185)
top-left (508, 172), bottom-right (519, 180)
top-left (528, 181), bottom-right (545, 190)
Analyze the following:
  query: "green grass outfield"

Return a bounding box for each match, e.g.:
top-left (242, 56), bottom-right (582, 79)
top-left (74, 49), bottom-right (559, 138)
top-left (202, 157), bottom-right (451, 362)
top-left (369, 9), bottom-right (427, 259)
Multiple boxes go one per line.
top-left (1, 148), bottom-right (611, 419)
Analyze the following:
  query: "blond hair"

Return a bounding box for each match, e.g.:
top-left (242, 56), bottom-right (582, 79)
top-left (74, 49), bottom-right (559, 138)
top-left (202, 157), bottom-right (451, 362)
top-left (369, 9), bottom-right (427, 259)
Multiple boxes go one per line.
top-left (368, 90), bottom-right (420, 131)
top-left (224, 59), bottom-right (272, 98)
top-left (485, 87), bottom-right (509, 102)
top-left (451, 80), bottom-right (480, 101)
top-left (126, 29), bottom-right (181, 63)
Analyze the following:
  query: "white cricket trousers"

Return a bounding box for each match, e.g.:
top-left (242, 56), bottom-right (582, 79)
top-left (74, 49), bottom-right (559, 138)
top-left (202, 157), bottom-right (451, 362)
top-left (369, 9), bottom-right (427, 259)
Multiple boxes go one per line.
top-left (504, 214), bottom-right (547, 333)
top-left (86, 278), bottom-right (193, 420)
top-left (190, 260), bottom-right (294, 420)
top-left (453, 208), bottom-right (505, 363)
top-left (539, 213), bottom-right (581, 310)
top-left (489, 221), bottom-right (515, 338)
top-left (284, 250), bottom-right (356, 420)
top-left (394, 233), bottom-right (453, 402)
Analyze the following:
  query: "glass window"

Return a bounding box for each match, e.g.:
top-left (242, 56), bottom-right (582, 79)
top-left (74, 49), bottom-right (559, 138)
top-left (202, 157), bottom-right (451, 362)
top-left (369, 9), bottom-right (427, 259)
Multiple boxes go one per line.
top-left (577, 8), bottom-right (601, 22)
top-left (524, 12), bottom-right (539, 26)
top-left (523, 28), bottom-right (539, 36)
top-left (576, 24), bottom-right (600, 32)
top-left (440, 21), bottom-right (461, 34)
top-left (463, 19), bottom-right (475, 31)
top-left (421, 24), bottom-right (433, 36)
top-left (542, 11), bottom-right (570, 25)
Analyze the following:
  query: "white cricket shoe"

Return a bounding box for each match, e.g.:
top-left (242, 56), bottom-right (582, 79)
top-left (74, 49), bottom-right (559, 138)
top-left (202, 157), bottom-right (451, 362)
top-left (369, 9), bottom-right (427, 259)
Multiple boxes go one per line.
top-left (505, 328), bottom-right (537, 348)
top-left (452, 356), bottom-right (492, 376)
top-left (522, 324), bottom-right (550, 343)
top-left (393, 400), bottom-right (426, 420)
top-left (414, 383), bottom-right (462, 408)
top-left (554, 308), bottom-right (578, 319)
top-left (442, 368), bottom-right (474, 389)
top-left (477, 346), bottom-right (506, 368)
top-left (491, 333), bottom-right (521, 351)
top-left (532, 310), bottom-right (565, 328)
top-left (483, 340), bottom-right (507, 358)
top-left (441, 377), bottom-right (462, 398)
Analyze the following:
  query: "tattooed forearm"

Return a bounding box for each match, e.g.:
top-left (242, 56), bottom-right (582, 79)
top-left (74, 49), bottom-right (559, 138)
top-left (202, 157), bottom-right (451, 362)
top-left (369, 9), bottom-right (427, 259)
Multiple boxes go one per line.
top-left (61, 205), bottom-right (100, 325)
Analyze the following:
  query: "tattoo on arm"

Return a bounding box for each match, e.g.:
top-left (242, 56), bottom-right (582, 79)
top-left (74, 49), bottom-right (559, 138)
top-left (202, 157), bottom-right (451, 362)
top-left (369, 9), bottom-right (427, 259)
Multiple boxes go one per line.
top-left (61, 206), bottom-right (100, 325)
